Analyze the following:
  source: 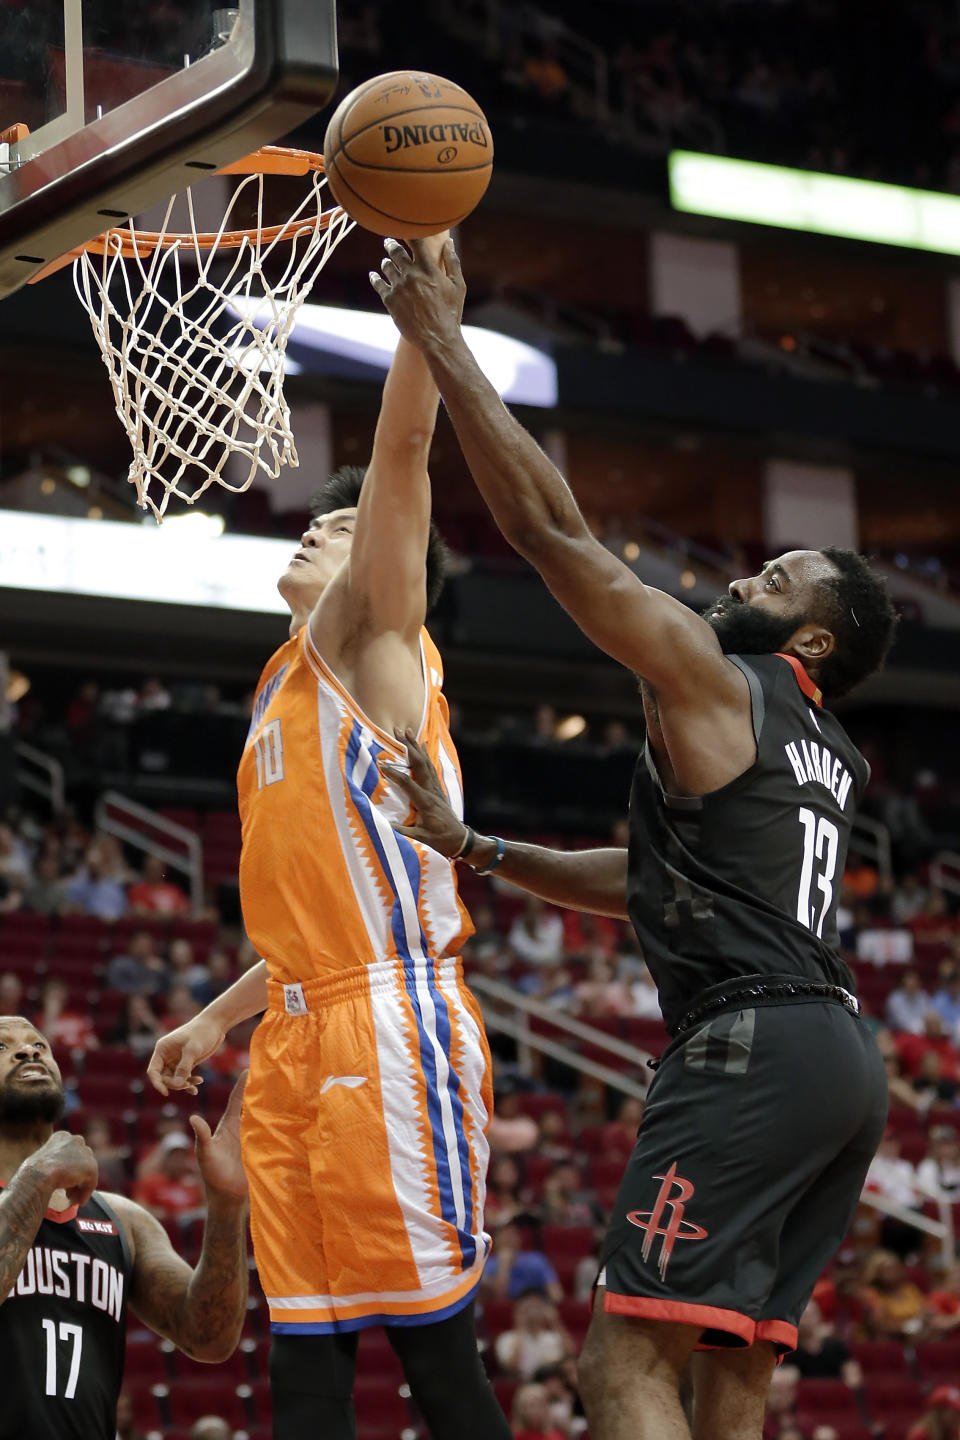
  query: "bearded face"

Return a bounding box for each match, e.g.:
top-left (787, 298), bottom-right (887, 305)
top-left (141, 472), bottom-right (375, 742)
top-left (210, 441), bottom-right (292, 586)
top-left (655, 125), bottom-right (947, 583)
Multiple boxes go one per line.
top-left (0, 1022), bottom-right (66, 1126)
top-left (702, 594), bottom-right (805, 656)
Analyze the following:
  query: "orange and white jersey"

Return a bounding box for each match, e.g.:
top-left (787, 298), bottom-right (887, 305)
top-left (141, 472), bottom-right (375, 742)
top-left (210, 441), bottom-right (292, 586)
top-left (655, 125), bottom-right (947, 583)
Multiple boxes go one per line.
top-left (238, 624), bottom-right (474, 984)
top-left (237, 624), bottom-right (492, 1332)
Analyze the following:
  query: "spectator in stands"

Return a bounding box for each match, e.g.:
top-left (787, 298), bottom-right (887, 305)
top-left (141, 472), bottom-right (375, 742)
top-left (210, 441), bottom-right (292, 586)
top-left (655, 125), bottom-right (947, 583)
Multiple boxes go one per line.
top-left (94, 834), bottom-right (137, 886)
top-left (573, 958), bottom-right (631, 1019)
top-left (927, 1265), bottom-right (960, 1336)
top-left (541, 1161), bottom-right (602, 1228)
top-left (906, 1386), bottom-right (960, 1440)
top-left (485, 1155), bottom-right (530, 1226)
top-left (601, 1095), bottom-right (645, 1161)
top-left (856, 910), bottom-right (913, 967)
top-left (162, 983), bottom-right (202, 1031)
top-left (191, 948), bottom-right (234, 1006)
top-left (132, 1132), bottom-right (204, 1220)
top-left (483, 1220), bottom-right (563, 1303)
top-left (0, 972), bottom-right (23, 1016)
top-left (534, 1359), bottom-right (586, 1439)
top-left (495, 1290), bottom-right (574, 1380)
top-left (843, 853), bottom-right (880, 900)
top-left (83, 1115), bottom-right (129, 1192)
top-left (911, 1051), bottom-right (958, 1110)
top-left (860, 1249), bottom-right (929, 1339)
top-left (629, 962), bottom-right (663, 1020)
top-left (463, 901), bottom-right (506, 971)
top-left (109, 994), bottom-right (163, 1059)
top-left (127, 854), bottom-right (190, 916)
top-left (138, 677), bottom-right (171, 712)
top-left (916, 1126), bottom-right (960, 1202)
top-left (932, 969), bottom-right (960, 1037)
top-left (190, 1420), bottom-right (232, 1440)
top-left (863, 1132), bottom-right (924, 1258)
top-left (896, 1011), bottom-right (960, 1081)
top-left (135, 1106), bottom-right (191, 1180)
top-left (790, 1298), bottom-right (863, 1385)
top-left (893, 873), bottom-right (929, 925)
top-left (886, 969), bottom-right (933, 1034)
top-left (114, 1390), bottom-right (146, 1440)
top-left (509, 897), bottom-right (565, 967)
top-left (0, 821), bottom-right (31, 887)
top-left (533, 963), bottom-right (577, 1009)
top-left (167, 938), bottom-right (209, 994)
top-left (488, 1086), bottom-right (539, 1155)
top-left (20, 853), bottom-right (68, 915)
top-left (64, 842), bottom-right (128, 921)
top-left (105, 929), bottom-right (168, 995)
top-left (523, 45), bottom-right (570, 109)
top-left (511, 1380), bottom-right (569, 1440)
top-left (910, 889), bottom-right (956, 948)
top-left (34, 978), bottom-right (98, 1054)
top-left (536, 1111), bottom-right (574, 1164)
top-left (762, 1365), bottom-right (799, 1438)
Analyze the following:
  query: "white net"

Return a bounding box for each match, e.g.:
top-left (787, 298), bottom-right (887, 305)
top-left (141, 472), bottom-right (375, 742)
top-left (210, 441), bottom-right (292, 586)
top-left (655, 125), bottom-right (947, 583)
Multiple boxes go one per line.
top-left (73, 159), bottom-right (354, 521)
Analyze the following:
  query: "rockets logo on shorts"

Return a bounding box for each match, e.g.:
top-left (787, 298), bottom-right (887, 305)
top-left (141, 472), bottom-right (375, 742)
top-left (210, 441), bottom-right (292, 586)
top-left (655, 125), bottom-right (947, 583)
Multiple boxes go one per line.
top-left (626, 1161), bottom-right (708, 1280)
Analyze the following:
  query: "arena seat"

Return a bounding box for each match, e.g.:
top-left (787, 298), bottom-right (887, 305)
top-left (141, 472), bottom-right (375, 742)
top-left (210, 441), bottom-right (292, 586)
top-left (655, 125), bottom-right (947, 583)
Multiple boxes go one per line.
top-left (915, 1338), bottom-right (960, 1382)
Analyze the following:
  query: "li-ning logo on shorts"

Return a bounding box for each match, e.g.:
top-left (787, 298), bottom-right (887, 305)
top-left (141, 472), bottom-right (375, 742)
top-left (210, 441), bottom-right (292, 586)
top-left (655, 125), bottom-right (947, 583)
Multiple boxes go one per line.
top-left (626, 1161), bottom-right (708, 1280)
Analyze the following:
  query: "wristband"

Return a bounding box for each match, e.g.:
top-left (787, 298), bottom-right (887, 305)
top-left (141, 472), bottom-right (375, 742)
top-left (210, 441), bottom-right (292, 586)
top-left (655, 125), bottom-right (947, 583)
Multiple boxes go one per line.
top-left (475, 836), bottom-right (507, 876)
top-left (454, 825), bottom-right (476, 860)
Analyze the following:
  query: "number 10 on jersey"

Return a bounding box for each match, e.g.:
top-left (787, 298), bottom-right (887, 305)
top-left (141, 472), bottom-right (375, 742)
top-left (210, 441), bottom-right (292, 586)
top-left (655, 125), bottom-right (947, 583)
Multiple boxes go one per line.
top-left (796, 807), bottom-right (839, 938)
top-left (253, 719), bottom-right (285, 789)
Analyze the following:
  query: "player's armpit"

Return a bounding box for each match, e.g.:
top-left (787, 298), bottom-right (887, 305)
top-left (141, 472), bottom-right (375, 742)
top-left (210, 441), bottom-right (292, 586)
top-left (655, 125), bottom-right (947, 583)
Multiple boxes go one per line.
top-left (113, 1194), bottom-right (247, 1362)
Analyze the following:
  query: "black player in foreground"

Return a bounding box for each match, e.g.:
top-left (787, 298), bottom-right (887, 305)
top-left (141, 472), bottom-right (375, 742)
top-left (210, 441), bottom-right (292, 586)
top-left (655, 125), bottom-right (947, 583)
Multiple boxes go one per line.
top-left (372, 240), bottom-right (896, 1440)
top-left (0, 1015), bottom-right (249, 1440)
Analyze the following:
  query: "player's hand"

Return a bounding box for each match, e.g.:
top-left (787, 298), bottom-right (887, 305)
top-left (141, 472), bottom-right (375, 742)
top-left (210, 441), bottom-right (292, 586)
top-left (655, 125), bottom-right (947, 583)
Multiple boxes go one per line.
top-left (369, 235), bottom-right (466, 347)
top-left (191, 1071), bottom-right (249, 1206)
top-left (30, 1130), bottom-right (99, 1208)
top-left (381, 728), bottom-right (469, 857)
top-left (146, 1015), bottom-right (225, 1096)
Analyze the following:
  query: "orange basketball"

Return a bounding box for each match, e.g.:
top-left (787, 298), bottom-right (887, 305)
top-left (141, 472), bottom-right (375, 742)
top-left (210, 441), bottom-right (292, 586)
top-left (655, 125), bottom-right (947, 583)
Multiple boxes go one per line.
top-left (322, 71), bottom-right (493, 239)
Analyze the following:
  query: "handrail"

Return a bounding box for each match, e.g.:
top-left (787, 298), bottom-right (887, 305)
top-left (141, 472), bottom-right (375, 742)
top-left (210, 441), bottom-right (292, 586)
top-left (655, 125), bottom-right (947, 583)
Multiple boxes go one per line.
top-left (480, 1007), bottom-right (649, 1102)
top-left (470, 974), bottom-right (655, 1066)
top-left (930, 851), bottom-right (960, 899)
top-left (14, 742), bottom-right (66, 813)
top-left (469, 974), bottom-right (651, 1101)
top-left (94, 790), bottom-right (205, 915)
top-left (859, 1190), bottom-right (954, 1267)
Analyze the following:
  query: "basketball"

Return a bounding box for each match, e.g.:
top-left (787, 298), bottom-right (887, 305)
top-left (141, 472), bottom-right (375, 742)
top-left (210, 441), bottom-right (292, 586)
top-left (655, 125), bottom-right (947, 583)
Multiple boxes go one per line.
top-left (322, 71), bottom-right (493, 239)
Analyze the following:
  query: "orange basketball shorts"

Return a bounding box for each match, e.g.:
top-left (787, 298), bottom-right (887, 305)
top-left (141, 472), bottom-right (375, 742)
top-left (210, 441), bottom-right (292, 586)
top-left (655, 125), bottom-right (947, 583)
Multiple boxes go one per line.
top-left (241, 959), bottom-right (493, 1333)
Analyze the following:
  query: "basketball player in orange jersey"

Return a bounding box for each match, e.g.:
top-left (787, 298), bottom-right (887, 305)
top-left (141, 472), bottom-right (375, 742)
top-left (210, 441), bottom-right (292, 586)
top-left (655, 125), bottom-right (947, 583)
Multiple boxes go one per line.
top-left (146, 233), bottom-right (512, 1440)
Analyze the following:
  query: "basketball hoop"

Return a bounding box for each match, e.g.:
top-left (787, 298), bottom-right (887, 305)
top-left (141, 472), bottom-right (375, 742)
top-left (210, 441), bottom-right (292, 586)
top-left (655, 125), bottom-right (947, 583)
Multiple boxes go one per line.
top-left (57, 146), bottom-right (353, 521)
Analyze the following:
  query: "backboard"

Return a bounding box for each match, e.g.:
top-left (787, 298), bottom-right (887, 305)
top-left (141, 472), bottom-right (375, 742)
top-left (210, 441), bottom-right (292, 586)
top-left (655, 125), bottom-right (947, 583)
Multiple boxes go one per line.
top-left (0, 0), bottom-right (337, 299)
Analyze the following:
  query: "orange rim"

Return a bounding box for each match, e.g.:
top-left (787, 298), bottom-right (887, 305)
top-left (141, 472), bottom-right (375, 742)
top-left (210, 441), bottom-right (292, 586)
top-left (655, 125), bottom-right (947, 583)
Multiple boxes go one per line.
top-left (28, 146), bottom-right (339, 282)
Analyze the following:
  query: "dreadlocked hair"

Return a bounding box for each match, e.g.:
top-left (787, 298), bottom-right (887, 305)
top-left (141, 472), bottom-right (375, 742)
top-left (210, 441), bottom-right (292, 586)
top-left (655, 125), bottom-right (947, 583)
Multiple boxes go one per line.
top-left (815, 547), bottom-right (897, 701)
top-left (310, 465), bottom-right (449, 613)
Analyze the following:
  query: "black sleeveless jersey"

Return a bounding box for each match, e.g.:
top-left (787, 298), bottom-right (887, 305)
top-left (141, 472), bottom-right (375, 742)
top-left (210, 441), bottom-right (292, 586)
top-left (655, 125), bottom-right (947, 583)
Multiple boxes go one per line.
top-left (0, 1188), bottom-right (132, 1440)
top-left (627, 653), bottom-right (870, 1034)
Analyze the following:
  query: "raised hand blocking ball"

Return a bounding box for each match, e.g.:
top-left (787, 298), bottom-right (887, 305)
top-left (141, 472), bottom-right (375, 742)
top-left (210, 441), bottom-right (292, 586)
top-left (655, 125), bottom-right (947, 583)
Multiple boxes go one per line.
top-left (323, 71), bottom-right (493, 238)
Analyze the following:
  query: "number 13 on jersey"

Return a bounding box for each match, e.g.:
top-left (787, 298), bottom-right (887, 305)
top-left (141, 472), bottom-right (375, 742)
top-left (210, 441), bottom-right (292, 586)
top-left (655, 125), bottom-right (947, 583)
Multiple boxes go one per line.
top-left (796, 807), bottom-right (839, 938)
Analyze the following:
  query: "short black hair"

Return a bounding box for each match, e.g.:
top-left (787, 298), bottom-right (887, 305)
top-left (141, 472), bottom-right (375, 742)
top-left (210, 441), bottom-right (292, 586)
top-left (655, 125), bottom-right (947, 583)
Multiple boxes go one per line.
top-left (310, 465), bottom-right (449, 612)
top-left (815, 547), bottom-right (897, 701)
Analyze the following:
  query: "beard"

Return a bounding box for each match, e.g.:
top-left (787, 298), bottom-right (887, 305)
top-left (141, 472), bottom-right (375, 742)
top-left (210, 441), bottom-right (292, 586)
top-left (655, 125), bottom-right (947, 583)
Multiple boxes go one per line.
top-left (0, 1078), bottom-right (66, 1126)
top-left (702, 595), bottom-right (803, 655)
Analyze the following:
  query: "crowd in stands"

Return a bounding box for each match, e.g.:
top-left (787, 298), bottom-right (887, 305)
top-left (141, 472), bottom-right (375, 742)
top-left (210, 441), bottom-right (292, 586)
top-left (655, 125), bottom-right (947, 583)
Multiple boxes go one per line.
top-left (335, 0), bottom-right (960, 194)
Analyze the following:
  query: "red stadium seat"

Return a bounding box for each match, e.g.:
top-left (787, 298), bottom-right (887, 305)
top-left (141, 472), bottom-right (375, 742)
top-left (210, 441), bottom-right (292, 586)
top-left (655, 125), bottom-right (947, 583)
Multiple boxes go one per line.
top-left (915, 1339), bottom-right (960, 1383)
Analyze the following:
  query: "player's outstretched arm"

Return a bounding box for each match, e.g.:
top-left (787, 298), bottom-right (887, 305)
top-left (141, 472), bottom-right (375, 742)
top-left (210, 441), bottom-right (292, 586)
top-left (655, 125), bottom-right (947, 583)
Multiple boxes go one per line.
top-left (312, 233), bottom-right (452, 656)
top-left (0, 1132), bottom-right (98, 1304)
top-left (146, 960), bottom-right (267, 1095)
top-left (371, 240), bottom-right (734, 704)
top-left (381, 730), bottom-right (629, 919)
top-left (110, 1074), bottom-right (249, 1363)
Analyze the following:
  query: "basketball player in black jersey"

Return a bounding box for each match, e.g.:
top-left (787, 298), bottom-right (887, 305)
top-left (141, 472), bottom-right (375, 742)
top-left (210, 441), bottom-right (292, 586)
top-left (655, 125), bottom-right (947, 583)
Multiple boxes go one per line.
top-left (0, 1015), bottom-right (249, 1440)
top-left (373, 244), bottom-right (896, 1440)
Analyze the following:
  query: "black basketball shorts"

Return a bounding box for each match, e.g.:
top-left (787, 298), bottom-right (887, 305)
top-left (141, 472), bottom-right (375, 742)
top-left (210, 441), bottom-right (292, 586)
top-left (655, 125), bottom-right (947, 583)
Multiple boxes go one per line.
top-left (598, 996), bottom-right (887, 1353)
